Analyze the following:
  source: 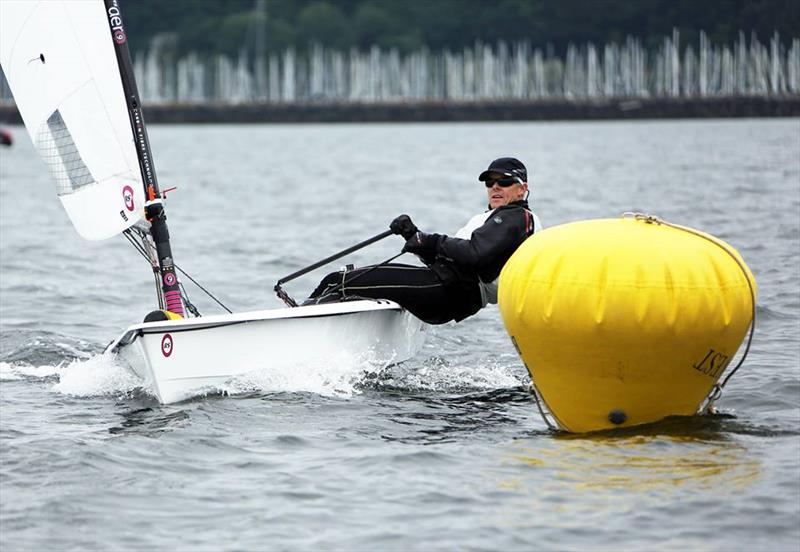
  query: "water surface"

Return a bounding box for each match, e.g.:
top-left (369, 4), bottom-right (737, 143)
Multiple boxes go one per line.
top-left (1, 119), bottom-right (799, 550)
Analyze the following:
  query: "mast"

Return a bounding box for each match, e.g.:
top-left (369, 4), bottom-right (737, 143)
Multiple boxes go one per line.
top-left (102, 0), bottom-right (185, 316)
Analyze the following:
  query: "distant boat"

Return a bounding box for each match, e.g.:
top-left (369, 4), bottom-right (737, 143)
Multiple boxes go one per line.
top-left (0, 127), bottom-right (11, 146)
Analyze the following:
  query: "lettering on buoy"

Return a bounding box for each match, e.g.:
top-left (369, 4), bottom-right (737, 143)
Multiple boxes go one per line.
top-left (692, 348), bottom-right (731, 378)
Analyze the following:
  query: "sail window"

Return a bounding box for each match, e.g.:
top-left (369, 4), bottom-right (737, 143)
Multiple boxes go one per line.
top-left (35, 110), bottom-right (95, 195)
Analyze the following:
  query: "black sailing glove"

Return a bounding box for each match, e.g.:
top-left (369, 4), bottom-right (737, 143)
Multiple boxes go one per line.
top-left (402, 231), bottom-right (438, 262)
top-left (390, 214), bottom-right (419, 240)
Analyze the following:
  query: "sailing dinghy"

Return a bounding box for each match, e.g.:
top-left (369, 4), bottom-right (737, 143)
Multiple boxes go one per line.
top-left (0, 0), bottom-right (426, 403)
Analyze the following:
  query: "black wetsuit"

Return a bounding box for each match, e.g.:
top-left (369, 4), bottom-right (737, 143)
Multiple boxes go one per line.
top-left (308, 200), bottom-right (536, 324)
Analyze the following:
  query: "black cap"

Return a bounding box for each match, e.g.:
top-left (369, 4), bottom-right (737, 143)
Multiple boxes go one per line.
top-left (478, 157), bottom-right (528, 182)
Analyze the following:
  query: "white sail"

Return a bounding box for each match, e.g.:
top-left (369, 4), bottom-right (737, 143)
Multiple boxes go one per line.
top-left (0, 0), bottom-right (143, 240)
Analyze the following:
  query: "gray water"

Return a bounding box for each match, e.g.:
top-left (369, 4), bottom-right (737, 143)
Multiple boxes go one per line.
top-left (1, 119), bottom-right (798, 551)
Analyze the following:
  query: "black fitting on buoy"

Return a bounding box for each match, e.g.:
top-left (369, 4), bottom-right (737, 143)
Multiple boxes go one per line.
top-left (608, 409), bottom-right (627, 425)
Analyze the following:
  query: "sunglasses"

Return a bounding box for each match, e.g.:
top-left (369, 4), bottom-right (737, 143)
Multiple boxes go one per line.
top-left (484, 177), bottom-right (520, 188)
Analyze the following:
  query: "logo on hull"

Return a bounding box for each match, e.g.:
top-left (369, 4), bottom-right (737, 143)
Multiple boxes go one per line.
top-left (161, 333), bottom-right (173, 357)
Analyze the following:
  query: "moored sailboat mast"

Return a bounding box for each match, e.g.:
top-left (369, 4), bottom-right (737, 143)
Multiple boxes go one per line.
top-left (102, 0), bottom-right (184, 316)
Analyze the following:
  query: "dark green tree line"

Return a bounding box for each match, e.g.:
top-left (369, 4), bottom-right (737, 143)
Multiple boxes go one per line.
top-left (122, 0), bottom-right (800, 55)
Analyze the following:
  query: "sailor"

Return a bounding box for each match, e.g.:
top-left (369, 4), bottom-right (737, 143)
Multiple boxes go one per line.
top-left (306, 157), bottom-right (541, 324)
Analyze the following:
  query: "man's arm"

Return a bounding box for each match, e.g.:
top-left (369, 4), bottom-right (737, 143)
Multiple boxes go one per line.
top-left (436, 214), bottom-right (521, 268)
top-left (406, 207), bottom-right (526, 270)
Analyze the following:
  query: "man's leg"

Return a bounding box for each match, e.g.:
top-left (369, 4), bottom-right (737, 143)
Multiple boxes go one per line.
top-left (307, 263), bottom-right (455, 324)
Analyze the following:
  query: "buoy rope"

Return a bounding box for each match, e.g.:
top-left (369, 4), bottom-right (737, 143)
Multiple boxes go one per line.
top-left (622, 213), bottom-right (757, 410)
top-left (528, 382), bottom-right (558, 431)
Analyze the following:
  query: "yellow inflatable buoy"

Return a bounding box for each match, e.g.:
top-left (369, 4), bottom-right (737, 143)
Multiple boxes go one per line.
top-left (498, 215), bottom-right (756, 433)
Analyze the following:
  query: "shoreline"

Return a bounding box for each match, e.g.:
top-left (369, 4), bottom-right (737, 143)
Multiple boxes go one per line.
top-left (1, 96), bottom-right (798, 124)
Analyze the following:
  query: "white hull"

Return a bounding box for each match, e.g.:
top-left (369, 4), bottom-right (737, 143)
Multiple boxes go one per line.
top-left (107, 300), bottom-right (427, 404)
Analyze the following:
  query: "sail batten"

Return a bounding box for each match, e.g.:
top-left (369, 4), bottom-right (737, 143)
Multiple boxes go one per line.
top-left (0, 0), bottom-right (143, 240)
top-left (38, 110), bottom-right (96, 194)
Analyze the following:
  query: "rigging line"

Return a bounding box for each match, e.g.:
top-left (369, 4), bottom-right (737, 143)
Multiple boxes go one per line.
top-left (172, 263), bottom-right (233, 314)
top-left (178, 281), bottom-right (201, 317)
top-left (124, 229), bottom-right (230, 314)
top-left (317, 252), bottom-right (406, 302)
top-left (123, 226), bottom-right (150, 252)
top-left (340, 252), bottom-right (406, 287)
top-left (123, 229), bottom-right (151, 262)
top-left (123, 229), bottom-right (166, 311)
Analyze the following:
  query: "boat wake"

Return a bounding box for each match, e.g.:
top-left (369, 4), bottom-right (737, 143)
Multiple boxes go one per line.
top-left (0, 330), bottom-right (144, 398)
top-left (218, 352), bottom-right (527, 399)
top-left (53, 354), bottom-right (143, 398)
top-left (214, 348), bottom-right (399, 398)
top-left (1, 331), bottom-right (527, 402)
top-left (1, 354), bottom-right (142, 399)
top-left (363, 353), bottom-right (525, 393)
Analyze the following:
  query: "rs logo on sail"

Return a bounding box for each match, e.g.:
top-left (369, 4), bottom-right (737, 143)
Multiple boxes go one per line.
top-left (122, 185), bottom-right (135, 211)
